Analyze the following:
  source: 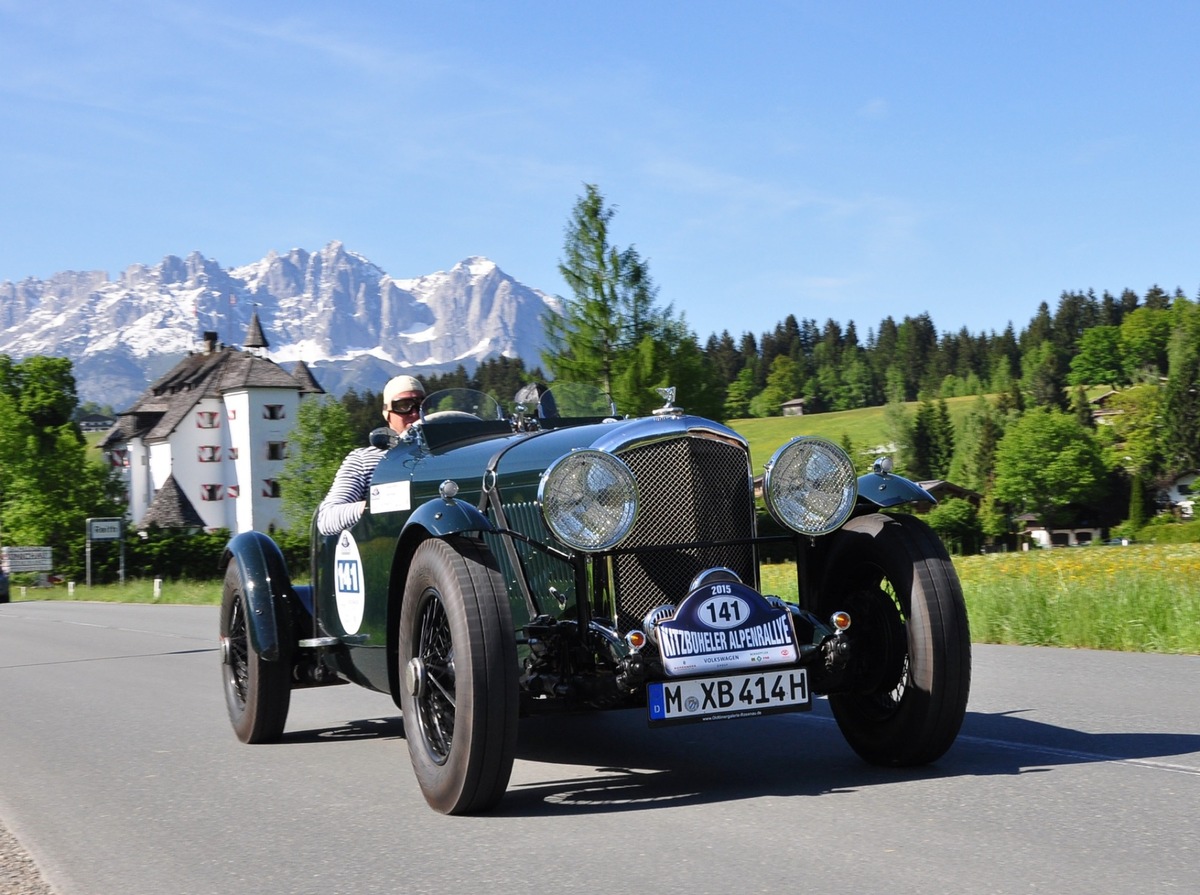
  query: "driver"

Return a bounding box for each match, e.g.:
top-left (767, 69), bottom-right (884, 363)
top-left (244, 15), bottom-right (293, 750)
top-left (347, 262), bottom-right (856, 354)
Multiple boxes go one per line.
top-left (315, 375), bottom-right (425, 536)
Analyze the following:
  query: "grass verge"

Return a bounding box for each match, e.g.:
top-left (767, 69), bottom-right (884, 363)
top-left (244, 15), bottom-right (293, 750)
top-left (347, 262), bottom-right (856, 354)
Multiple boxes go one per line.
top-left (14, 545), bottom-right (1199, 654)
top-left (763, 543), bottom-right (1200, 655)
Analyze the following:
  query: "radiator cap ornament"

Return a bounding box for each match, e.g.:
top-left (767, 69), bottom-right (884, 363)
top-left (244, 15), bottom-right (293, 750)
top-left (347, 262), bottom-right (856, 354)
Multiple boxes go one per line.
top-left (652, 386), bottom-right (683, 416)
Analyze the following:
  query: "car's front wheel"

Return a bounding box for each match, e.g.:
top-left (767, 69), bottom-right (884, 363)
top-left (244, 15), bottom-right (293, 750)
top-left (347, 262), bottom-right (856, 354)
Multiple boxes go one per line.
top-left (818, 512), bottom-right (971, 766)
top-left (219, 562), bottom-right (292, 743)
top-left (398, 536), bottom-right (518, 814)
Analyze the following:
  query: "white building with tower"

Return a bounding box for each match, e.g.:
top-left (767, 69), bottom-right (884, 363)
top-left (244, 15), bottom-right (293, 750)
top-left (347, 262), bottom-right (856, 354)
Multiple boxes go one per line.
top-left (101, 315), bottom-right (324, 534)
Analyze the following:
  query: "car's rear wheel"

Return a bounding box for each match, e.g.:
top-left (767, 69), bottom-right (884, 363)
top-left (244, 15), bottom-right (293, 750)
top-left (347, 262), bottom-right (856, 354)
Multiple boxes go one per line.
top-left (220, 562), bottom-right (292, 743)
top-left (398, 536), bottom-right (518, 814)
top-left (818, 512), bottom-right (971, 766)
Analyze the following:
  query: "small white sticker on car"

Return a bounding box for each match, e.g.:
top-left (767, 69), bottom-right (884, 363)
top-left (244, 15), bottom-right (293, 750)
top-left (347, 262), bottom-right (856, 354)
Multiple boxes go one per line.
top-left (370, 480), bottom-right (411, 514)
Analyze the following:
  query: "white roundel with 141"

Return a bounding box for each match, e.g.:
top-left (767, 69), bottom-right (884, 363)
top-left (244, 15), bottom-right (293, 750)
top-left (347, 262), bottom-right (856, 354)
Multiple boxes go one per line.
top-left (696, 594), bottom-right (750, 629)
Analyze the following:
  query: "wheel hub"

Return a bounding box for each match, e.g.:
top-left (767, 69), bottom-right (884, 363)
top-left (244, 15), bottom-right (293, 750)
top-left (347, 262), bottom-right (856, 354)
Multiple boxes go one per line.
top-left (406, 656), bottom-right (426, 698)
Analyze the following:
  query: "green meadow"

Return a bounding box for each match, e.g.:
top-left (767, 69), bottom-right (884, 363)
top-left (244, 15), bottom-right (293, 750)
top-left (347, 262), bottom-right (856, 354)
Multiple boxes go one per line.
top-left (760, 542), bottom-right (1200, 655)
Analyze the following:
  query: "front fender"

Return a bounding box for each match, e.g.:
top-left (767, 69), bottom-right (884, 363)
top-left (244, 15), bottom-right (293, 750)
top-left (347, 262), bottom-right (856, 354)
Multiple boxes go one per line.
top-left (403, 497), bottom-right (497, 539)
top-left (856, 472), bottom-right (937, 508)
top-left (221, 530), bottom-right (293, 662)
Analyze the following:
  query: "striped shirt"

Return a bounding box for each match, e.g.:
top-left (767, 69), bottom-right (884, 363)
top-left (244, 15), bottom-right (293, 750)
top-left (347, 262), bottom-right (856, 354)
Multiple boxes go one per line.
top-left (316, 445), bottom-right (386, 536)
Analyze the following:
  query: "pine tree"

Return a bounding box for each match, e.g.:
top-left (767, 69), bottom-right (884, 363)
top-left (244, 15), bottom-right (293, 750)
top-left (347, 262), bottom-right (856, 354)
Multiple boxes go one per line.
top-left (544, 184), bottom-right (684, 415)
top-left (1127, 472), bottom-right (1147, 532)
top-left (1161, 300), bottom-right (1200, 473)
top-left (544, 185), bottom-right (651, 396)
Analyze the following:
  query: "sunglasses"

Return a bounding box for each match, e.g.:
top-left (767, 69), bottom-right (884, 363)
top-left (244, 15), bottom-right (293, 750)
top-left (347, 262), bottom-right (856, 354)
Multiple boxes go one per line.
top-left (390, 398), bottom-right (423, 415)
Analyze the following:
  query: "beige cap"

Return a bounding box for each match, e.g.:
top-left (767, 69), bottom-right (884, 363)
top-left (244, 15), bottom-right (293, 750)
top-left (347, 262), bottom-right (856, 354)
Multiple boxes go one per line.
top-left (382, 375), bottom-right (425, 406)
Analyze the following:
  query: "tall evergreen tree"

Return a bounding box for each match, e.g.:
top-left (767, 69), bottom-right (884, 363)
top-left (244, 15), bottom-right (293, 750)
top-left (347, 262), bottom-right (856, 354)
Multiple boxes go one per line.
top-left (544, 184), bottom-right (662, 400)
top-left (1022, 341), bottom-right (1069, 411)
top-left (1161, 299), bottom-right (1200, 474)
top-left (545, 184), bottom-right (704, 416)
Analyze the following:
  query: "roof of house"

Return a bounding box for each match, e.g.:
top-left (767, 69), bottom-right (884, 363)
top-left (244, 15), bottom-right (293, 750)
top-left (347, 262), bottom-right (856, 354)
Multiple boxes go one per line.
top-left (916, 480), bottom-right (983, 503)
top-left (139, 473), bottom-right (206, 529)
top-left (289, 358), bottom-right (324, 394)
top-left (101, 321), bottom-right (323, 448)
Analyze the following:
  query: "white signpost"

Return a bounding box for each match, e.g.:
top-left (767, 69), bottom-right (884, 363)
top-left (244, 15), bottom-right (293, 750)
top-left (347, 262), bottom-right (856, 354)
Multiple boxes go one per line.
top-left (86, 517), bottom-right (125, 586)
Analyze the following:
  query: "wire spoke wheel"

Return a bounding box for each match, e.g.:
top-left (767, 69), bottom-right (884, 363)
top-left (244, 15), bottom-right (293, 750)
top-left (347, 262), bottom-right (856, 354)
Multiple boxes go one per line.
top-left (227, 595), bottom-right (250, 706)
top-left (819, 513), bottom-right (971, 766)
top-left (398, 537), bottom-right (518, 814)
top-left (411, 589), bottom-right (456, 762)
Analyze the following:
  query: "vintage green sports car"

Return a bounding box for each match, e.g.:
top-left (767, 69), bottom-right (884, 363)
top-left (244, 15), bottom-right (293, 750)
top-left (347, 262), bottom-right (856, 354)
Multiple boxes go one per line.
top-left (219, 385), bottom-right (971, 814)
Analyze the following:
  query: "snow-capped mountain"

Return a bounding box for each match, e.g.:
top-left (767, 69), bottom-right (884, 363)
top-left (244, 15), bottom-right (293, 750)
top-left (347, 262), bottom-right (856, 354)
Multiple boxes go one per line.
top-left (0, 241), bottom-right (560, 409)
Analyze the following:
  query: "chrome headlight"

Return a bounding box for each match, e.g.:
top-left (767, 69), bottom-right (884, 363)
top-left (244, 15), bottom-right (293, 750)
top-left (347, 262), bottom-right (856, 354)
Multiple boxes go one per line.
top-left (539, 450), bottom-right (638, 551)
top-left (763, 436), bottom-right (858, 536)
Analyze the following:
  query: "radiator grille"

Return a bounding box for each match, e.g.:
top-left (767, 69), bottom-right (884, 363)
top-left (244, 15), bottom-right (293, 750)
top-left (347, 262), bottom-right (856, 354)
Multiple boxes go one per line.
top-left (610, 436), bottom-right (756, 632)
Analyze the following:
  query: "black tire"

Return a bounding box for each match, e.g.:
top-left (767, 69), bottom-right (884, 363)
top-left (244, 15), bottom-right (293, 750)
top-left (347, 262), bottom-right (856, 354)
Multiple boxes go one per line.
top-left (818, 513), bottom-right (971, 766)
top-left (398, 537), bottom-right (518, 815)
top-left (220, 562), bottom-right (292, 744)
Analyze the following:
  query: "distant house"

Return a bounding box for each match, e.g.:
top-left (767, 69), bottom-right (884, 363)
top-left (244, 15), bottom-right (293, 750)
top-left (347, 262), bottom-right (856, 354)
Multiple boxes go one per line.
top-left (100, 315), bottom-right (324, 534)
top-left (781, 397), bottom-right (806, 417)
top-left (1159, 470), bottom-right (1197, 519)
top-left (1013, 513), bottom-right (1103, 548)
top-left (915, 480), bottom-right (983, 508)
top-left (1088, 389), bottom-right (1124, 425)
top-left (78, 413), bottom-right (116, 432)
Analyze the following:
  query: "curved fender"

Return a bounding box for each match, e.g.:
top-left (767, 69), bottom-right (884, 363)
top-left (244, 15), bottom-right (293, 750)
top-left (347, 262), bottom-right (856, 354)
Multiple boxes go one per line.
top-left (221, 531), bottom-right (293, 662)
top-left (403, 497), bottom-right (497, 539)
top-left (856, 472), bottom-right (937, 508)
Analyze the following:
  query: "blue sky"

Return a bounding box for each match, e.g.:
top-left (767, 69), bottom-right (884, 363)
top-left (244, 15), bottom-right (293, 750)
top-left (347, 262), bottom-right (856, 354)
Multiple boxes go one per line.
top-left (3, 0), bottom-right (1198, 344)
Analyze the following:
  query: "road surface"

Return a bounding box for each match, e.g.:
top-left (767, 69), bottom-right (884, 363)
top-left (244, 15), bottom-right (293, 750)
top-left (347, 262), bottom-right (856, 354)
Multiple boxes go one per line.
top-left (1, 601), bottom-right (1197, 894)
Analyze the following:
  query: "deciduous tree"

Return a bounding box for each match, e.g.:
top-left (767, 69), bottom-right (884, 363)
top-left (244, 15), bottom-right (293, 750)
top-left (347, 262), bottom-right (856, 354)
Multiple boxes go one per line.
top-left (279, 396), bottom-right (358, 530)
top-left (991, 408), bottom-right (1108, 526)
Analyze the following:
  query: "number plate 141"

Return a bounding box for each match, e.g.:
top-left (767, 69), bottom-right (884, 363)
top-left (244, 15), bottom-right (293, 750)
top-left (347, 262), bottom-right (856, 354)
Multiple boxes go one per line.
top-left (647, 667), bottom-right (811, 727)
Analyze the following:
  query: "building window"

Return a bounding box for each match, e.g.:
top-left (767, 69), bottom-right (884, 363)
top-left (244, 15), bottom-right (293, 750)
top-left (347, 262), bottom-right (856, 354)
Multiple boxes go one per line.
top-left (109, 449), bottom-right (129, 468)
top-left (262, 479), bottom-right (281, 498)
top-left (198, 445), bottom-right (221, 462)
top-left (227, 408), bottom-right (237, 421)
top-left (228, 447), bottom-right (239, 460)
top-left (266, 441), bottom-right (288, 461)
top-left (227, 485), bottom-right (240, 499)
top-left (200, 484), bottom-right (224, 501)
top-left (263, 404), bottom-right (286, 420)
top-left (196, 411), bottom-right (220, 429)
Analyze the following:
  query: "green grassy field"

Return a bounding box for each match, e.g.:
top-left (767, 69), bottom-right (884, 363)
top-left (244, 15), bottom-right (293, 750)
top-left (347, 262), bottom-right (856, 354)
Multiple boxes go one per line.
top-left (761, 542), bottom-right (1200, 655)
top-left (727, 395), bottom-right (981, 473)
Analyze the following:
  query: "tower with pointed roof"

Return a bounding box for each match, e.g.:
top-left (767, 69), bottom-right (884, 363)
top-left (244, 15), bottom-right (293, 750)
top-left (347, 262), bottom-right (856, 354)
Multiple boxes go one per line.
top-left (102, 316), bottom-right (324, 534)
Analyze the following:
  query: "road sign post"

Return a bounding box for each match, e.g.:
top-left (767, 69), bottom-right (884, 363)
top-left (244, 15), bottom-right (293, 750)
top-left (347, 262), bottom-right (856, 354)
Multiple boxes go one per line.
top-left (86, 517), bottom-right (125, 587)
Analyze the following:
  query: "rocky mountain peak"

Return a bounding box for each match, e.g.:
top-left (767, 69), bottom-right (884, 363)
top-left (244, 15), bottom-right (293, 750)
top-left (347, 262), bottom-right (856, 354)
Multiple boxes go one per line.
top-left (0, 244), bottom-right (559, 409)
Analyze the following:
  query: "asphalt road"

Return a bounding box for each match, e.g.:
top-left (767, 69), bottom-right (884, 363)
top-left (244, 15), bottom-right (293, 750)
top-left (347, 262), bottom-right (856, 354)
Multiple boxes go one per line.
top-left (1, 601), bottom-right (1197, 895)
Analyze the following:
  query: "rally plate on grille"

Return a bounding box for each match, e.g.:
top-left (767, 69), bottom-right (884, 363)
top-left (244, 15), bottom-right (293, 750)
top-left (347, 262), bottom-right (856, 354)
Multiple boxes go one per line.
top-left (655, 579), bottom-right (799, 676)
